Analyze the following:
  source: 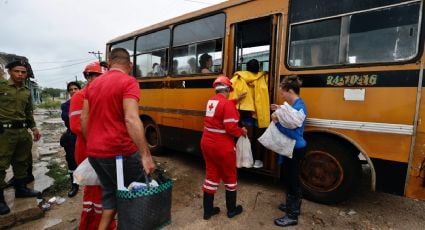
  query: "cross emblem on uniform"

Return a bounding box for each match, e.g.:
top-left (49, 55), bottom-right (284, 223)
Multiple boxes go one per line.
top-left (208, 103), bottom-right (214, 111)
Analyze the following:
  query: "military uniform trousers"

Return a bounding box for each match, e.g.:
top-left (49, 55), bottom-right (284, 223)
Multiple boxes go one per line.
top-left (0, 128), bottom-right (32, 189)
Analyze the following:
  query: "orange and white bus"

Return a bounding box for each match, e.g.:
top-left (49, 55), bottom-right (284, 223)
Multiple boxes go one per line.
top-left (106, 0), bottom-right (425, 203)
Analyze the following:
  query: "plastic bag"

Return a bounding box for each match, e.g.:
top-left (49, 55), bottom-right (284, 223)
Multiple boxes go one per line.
top-left (274, 102), bottom-right (306, 129)
top-left (73, 158), bottom-right (100, 185)
top-left (257, 122), bottom-right (295, 158)
top-left (236, 136), bottom-right (254, 168)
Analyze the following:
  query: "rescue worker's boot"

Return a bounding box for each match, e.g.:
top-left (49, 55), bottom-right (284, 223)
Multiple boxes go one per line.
top-left (0, 189), bottom-right (10, 215)
top-left (274, 195), bottom-right (301, 227)
top-left (225, 190), bottom-right (243, 218)
top-left (203, 192), bottom-right (220, 220)
top-left (68, 173), bottom-right (79, 198)
top-left (14, 178), bottom-right (41, 198)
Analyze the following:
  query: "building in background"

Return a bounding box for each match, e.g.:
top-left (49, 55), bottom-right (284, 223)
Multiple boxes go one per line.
top-left (0, 52), bottom-right (41, 104)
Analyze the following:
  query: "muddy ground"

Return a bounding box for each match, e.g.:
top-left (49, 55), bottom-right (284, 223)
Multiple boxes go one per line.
top-left (12, 111), bottom-right (425, 230)
top-left (15, 151), bottom-right (425, 230)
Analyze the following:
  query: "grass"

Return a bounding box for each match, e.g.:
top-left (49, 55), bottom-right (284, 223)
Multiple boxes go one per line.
top-left (44, 161), bottom-right (70, 196)
top-left (37, 98), bottom-right (61, 110)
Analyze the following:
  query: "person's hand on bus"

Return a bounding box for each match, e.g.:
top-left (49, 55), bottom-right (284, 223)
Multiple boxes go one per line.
top-left (241, 127), bottom-right (248, 137)
top-left (236, 92), bottom-right (247, 102)
top-left (142, 154), bottom-right (156, 174)
top-left (271, 113), bottom-right (279, 123)
top-left (270, 104), bottom-right (279, 111)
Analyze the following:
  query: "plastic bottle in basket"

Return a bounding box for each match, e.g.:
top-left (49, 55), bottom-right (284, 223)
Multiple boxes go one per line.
top-left (128, 182), bottom-right (147, 191)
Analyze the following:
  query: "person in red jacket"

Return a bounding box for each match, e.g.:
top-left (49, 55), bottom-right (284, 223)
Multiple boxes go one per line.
top-left (69, 61), bottom-right (115, 230)
top-left (201, 75), bottom-right (247, 220)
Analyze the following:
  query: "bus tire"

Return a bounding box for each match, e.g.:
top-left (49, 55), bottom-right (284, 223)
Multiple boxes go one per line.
top-left (300, 135), bottom-right (361, 204)
top-left (143, 119), bottom-right (162, 155)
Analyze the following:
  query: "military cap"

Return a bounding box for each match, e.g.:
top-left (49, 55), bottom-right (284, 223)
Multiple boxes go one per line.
top-left (6, 59), bottom-right (28, 69)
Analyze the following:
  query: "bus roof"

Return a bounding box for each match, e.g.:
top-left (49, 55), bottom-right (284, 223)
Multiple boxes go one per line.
top-left (107, 0), bottom-right (252, 45)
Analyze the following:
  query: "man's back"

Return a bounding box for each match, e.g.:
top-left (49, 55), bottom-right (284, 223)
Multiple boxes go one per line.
top-left (85, 70), bottom-right (140, 158)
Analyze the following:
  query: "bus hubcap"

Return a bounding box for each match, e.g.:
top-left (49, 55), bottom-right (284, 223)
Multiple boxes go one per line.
top-left (301, 151), bottom-right (344, 192)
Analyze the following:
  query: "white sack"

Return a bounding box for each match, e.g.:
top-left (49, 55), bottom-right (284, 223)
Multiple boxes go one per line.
top-left (236, 136), bottom-right (254, 168)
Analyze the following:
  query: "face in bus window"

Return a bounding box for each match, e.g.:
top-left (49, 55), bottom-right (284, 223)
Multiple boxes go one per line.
top-left (310, 45), bottom-right (322, 66)
top-left (199, 53), bottom-right (212, 73)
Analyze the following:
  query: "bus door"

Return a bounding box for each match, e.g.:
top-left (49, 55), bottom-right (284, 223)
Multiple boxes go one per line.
top-left (230, 15), bottom-right (281, 176)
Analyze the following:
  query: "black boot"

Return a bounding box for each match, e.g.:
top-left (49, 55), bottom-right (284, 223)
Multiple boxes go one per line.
top-left (225, 190), bottom-right (243, 218)
top-left (0, 190), bottom-right (10, 215)
top-left (68, 173), bottom-right (79, 198)
top-left (26, 163), bottom-right (35, 184)
top-left (203, 192), bottom-right (220, 220)
top-left (278, 194), bottom-right (301, 214)
top-left (5, 177), bottom-right (15, 188)
top-left (14, 178), bottom-right (41, 198)
top-left (274, 194), bottom-right (301, 227)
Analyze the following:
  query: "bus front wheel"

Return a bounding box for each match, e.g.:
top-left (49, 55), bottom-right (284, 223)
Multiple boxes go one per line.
top-left (300, 135), bottom-right (361, 204)
top-left (143, 119), bottom-right (162, 154)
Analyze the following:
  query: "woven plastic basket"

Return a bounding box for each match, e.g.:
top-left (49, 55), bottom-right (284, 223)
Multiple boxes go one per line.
top-left (117, 179), bottom-right (173, 230)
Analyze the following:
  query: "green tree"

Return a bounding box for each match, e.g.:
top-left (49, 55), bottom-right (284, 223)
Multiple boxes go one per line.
top-left (41, 87), bottom-right (63, 101)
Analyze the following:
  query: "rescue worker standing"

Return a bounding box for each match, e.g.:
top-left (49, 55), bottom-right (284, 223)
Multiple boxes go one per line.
top-left (201, 75), bottom-right (247, 220)
top-left (69, 61), bottom-right (116, 230)
top-left (0, 60), bottom-right (42, 215)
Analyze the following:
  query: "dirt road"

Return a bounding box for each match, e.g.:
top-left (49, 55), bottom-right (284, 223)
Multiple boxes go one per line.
top-left (16, 150), bottom-right (425, 230)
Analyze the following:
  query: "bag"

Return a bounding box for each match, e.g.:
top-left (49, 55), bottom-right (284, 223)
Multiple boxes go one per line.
top-left (73, 158), bottom-right (101, 186)
top-left (274, 102), bottom-right (306, 129)
top-left (257, 122), bottom-right (295, 158)
top-left (236, 136), bottom-right (254, 168)
top-left (116, 165), bottom-right (172, 230)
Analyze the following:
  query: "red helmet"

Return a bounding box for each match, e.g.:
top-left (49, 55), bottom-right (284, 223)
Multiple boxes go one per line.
top-left (213, 75), bottom-right (233, 92)
top-left (83, 61), bottom-right (105, 77)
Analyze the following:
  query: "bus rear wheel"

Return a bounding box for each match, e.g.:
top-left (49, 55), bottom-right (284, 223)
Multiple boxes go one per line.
top-left (143, 119), bottom-right (162, 154)
top-left (300, 135), bottom-right (361, 204)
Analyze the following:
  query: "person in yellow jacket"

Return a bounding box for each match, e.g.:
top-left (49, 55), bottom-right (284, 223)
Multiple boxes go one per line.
top-left (230, 59), bottom-right (270, 168)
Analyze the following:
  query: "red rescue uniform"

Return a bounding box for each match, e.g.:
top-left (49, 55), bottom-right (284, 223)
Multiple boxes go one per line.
top-left (201, 93), bottom-right (244, 194)
top-left (69, 89), bottom-right (116, 230)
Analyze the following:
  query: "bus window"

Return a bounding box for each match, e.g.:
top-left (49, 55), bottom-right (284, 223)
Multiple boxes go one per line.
top-left (289, 19), bottom-right (340, 67)
top-left (288, 1), bottom-right (421, 68)
top-left (234, 17), bottom-right (272, 72)
top-left (347, 2), bottom-right (420, 63)
top-left (135, 29), bottom-right (170, 78)
top-left (111, 39), bottom-right (134, 56)
top-left (172, 13), bottom-right (225, 75)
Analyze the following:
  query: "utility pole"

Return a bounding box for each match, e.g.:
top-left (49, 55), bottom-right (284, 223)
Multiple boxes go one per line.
top-left (89, 51), bottom-right (103, 62)
top-left (75, 75), bottom-right (78, 81)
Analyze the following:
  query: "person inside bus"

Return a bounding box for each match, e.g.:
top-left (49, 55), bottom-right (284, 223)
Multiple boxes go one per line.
top-left (60, 81), bottom-right (81, 198)
top-left (230, 59), bottom-right (270, 168)
top-left (199, 53), bottom-right (213, 73)
top-left (310, 44), bottom-right (322, 66)
top-left (154, 57), bottom-right (167, 76)
top-left (271, 75), bottom-right (307, 227)
top-left (188, 57), bottom-right (197, 74)
top-left (172, 59), bottom-right (179, 75)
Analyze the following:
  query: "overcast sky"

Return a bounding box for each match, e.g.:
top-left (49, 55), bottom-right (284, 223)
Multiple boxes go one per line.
top-left (0, 0), bottom-right (225, 89)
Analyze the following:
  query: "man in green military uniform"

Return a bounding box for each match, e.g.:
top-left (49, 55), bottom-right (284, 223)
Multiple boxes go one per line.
top-left (0, 60), bottom-right (42, 215)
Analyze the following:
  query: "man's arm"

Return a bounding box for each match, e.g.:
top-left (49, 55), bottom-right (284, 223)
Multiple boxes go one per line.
top-left (25, 93), bottom-right (41, 141)
top-left (81, 99), bottom-right (89, 139)
top-left (123, 98), bottom-right (155, 174)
